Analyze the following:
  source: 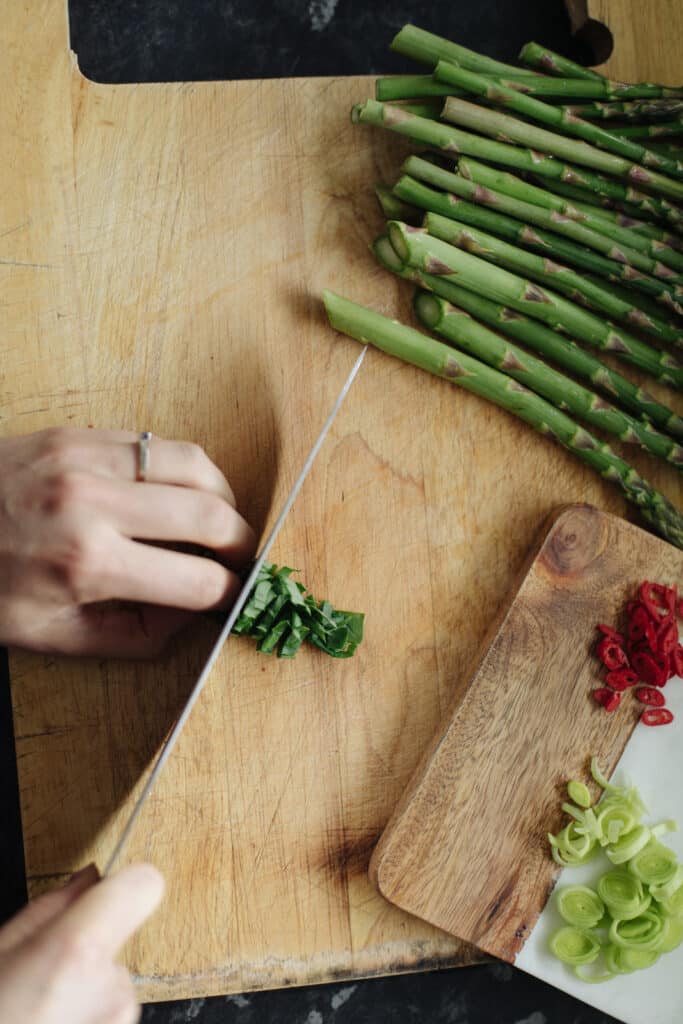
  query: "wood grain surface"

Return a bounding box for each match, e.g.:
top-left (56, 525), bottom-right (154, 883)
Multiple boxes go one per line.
top-left (370, 506), bottom-right (683, 962)
top-left (2, 0), bottom-right (682, 1004)
top-left (569, 0), bottom-right (683, 83)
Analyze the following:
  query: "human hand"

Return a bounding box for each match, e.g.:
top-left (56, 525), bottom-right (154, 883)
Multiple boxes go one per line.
top-left (0, 427), bottom-right (256, 656)
top-left (0, 863), bottom-right (163, 1024)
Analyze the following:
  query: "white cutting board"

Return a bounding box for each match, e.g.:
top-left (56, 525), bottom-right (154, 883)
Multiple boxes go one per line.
top-left (517, 682), bottom-right (683, 1024)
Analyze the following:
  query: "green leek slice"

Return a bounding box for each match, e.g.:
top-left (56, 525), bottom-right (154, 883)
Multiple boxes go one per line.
top-left (609, 909), bottom-right (666, 952)
top-left (550, 927), bottom-right (601, 965)
top-left (606, 825), bottom-right (652, 865)
top-left (557, 886), bottom-right (605, 929)
top-left (597, 870), bottom-right (646, 920)
top-left (628, 841), bottom-right (678, 886)
top-left (567, 780), bottom-right (592, 809)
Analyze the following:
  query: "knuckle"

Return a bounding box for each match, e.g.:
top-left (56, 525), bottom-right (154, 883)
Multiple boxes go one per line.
top-left (52, 530), bottom-right (104, 603)
top-left (41, 469), bottom-right (90, 519)
top-left (197, 494), bottom-right (233, 547)
top-left (178, 441), bottom-right (210, 478)
top-left (38, 426), bottom-right (81, 466)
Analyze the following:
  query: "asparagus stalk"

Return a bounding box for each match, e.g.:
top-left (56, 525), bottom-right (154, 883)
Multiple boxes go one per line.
top-left (374, 183), bottom-right (420, 224)
top-left (612, 122), bottom-right (683, 141)
top-left (391, 100), bottom-right (444, 119)
top-left (563, 100), bottom-right (683, 121)
top-left (374, 234), bottom-right (683, 439)
top-left (413, 290), bottom-right (683, 470)
top-left (455, 157), bottom-right (683, 276)
top-left (499, 169), bottom-right (683, 251)
top-left (440, 97), bottom-right (683, 200)
top-left (435, 61), bottom-right (683, 183)
top-left (351, 100), bottom-right (683, 228)
top-left (388, 220), bottom-right (683, 388)
top-left (422, 207), bottom-right (683, 350)
top-left (323, 291), bottom-right (683, 549)
top-left (518, 42), bottom-right (603, 81)
top-left (524, 173), bottom-right (683, 236)
top-left (481, 74), bottom-right (683, 100)
top-left (372, 235), bottom-right (683, 441)
top-left (393, 173), bottom-right (683, 331)
top-left (389, 24), bottom-right (532, 78)
top-left (375, 75), bottom-right (462, 101)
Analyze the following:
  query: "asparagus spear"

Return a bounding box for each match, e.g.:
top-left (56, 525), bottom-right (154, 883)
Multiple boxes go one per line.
top-left (611, 122), bottom-right (683, 141)
top-left (413, 290), bottom-right (683, 470)
top-left (351, 101), bottom-right (683, 228)
top-left (389, 24), bottom-right (532, 78)
top-left (391, 101), bottom-right (444, 119)
top-left (481, 164), bottom-right (683, 251)
top-left (524, 173), bottom-right (683, 238)
top-left (388, 220), bottom-right (683, 387)
top-left (480, 74), bottom-right (683, 100)
top-left (563, 100), bottom-right (683, 121)
top-left (372, 234), bottom-right (683, 441)
top-left (422, 207), bottom-right (683, 349)
top-left (323, 291), bottom-right (683, 549)
top-left (374, 183), bottom-right (420, 224)
top-left (454, 157), bottom-right (683, 276)
top-left (440, 97), bottom-right (683, 200)
top-left (375, 75), bottom-right (462, 101)
top-left (393, 173), bottom-right (683, 331)
top-left (518, 42), bottom-right (603, 81)
top-left (434, 61), bottom-right (683, 182)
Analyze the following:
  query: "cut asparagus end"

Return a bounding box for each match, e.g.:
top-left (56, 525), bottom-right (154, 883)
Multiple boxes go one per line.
top-left (387, 221), bottom-right (411, 262)
top-left (413, 291), bottom-right (443, 328)
top-left (371, 234), bottom-right (407, 273)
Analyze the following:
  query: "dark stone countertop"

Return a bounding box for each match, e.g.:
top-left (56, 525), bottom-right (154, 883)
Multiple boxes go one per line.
top-left (1, 3), bottom-right (620, 1022)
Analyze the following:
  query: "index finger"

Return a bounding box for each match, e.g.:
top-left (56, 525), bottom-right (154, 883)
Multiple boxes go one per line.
top-left (46, 863), bottom-right (164, 957)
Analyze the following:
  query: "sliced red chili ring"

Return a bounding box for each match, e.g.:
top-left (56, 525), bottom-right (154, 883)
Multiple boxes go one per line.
top-left (593, 688), bottom-right (621, 712)
top-left (596, 637), bottom-right (629, 671)
top-left (605, 668), bottom-right (639, 691)
top-left (645, 619), bottom-right (659, 652)
top-left (677, 597), bottom-right (683, 620)
top-left (656, 619), bottom-right (678, 657)
top-left (627, 604), bottom-right (652, 643)
top-left (632, 650), bottom-right (669, 688)
top-left (597, 624), bottom-right (624, 643)
top-left (639, 580), bottom-right (675, 620)
top-left (641, 708), bottom-right (674, 726)
top-left (635, 686), bottom-right (666, 707)
top-left (674, 645), bottom-right (683, 678)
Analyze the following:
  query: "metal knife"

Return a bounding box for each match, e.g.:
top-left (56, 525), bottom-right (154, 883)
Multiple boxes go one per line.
top-left (104, 344), bottom-right (367, 875)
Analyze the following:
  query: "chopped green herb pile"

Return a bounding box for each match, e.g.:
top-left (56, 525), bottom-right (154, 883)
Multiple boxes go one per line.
top-left (548, 758), bottom-right (683, 981)
top-left (231, 563), bottom-right (364, 659)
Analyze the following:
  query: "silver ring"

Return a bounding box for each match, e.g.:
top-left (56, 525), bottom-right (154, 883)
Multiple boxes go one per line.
top-left (137, 431), bottom-right (152, 481)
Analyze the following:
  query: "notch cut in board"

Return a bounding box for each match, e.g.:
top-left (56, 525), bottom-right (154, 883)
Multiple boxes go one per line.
top-left (369, 504), bottom-right (683, 963)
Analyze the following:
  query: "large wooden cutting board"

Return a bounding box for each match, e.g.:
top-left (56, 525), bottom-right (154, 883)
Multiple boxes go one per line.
top-left (2, 0), bottom-right (682, 1004)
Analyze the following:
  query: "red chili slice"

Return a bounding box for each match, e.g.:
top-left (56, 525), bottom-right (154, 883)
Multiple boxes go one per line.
top-left (628, 604), bottom-right (652, 643)
top-left (605, 669), bottom-right (639, 691)
top-left (677, 597), bottom-right (683, 620)
top-left (656, 619), bottom-right (678, 657)
top-left (597, 624), bottom-right (624, 643)
top-left (635, 686), bottom-right (666, 707)
top-left (593, 688), bottom-right (621, 712)
top-left (674, 645), bottom-right (683, 678)
top-left (596, 637), bottom-right (629, 671)
top-left (632, 650), bottom-right (669, 688)
top-left (639, 581), bottom-right (675, 620)
top-left (641, 708), bottom-right (674, 727)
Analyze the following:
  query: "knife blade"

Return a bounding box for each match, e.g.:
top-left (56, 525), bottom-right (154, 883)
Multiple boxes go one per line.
top-left (103, 344), bottom-right (367, 875)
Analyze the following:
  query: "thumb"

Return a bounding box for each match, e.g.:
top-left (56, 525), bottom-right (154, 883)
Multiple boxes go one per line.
top-left (44, 863), bottom-right (164, 958)
top-left (0, 865), bottom-right (99, 955)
